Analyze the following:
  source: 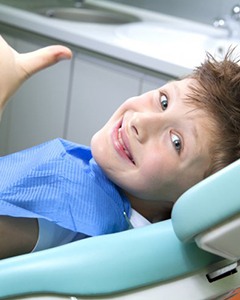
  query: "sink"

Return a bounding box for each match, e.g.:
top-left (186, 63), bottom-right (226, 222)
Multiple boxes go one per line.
top-left (36, 7), bottom-right (140, 24)
top-left (115, 22), bottom-right (237, 67)
top-left (0, 0), bottom-right (140, 24)
top-left (115, 22), bottom-right (227, 46)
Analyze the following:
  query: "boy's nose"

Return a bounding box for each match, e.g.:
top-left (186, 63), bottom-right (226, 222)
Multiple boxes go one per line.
top-left (129, 112), bottom-right (163, 143)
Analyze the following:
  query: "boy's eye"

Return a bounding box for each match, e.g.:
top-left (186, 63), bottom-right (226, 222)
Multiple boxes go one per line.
top-left (171, 133), bottom-right (182, 153)
top-left (160, 94), bottom-right (168, 110)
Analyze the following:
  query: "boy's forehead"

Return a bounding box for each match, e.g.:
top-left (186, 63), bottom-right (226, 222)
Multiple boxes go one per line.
top-left (163, 78), bottom-right (193, 92)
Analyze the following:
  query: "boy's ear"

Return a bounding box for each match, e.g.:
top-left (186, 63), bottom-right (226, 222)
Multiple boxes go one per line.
top-left (0, 35), bottom-right (72, 118)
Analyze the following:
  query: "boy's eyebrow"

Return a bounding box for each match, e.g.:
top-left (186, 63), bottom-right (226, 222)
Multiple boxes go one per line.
top-left (172, 81), bottom-right (180, 97)
top-left (190, 123), bottom-right (199, 145)
top-left (180, 120), bottom-right (199, 160)
top-left (167, 81), bottom-right (180, 103)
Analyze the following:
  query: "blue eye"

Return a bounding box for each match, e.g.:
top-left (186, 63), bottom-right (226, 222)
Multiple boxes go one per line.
top-left (160, 94), bottom-right (168, 110)
top-left (171, 133), bottom-right (182, 153)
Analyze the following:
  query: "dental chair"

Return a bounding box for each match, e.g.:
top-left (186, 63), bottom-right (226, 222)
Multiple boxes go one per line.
top-left (1, 160), bottom-right (240, 300)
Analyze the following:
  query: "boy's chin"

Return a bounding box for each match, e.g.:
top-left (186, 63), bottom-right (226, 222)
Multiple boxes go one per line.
top-left (90, 130), bottom-right (103, 162)
top-left (90, 129), bottom-right (101, 149)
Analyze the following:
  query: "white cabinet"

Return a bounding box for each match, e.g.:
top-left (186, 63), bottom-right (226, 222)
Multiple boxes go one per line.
top-left (65, 52), bottom-right (141, 145)
top-left (0, 32), bottom-right (72, 154)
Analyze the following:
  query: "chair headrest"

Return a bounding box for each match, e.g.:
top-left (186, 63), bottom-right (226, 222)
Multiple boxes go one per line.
top-left (172, 159), bottom-right (240, 243)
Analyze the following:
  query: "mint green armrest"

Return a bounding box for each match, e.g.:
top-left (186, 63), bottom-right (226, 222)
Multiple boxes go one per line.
top-left (0, 220), bottom-right (221, 299)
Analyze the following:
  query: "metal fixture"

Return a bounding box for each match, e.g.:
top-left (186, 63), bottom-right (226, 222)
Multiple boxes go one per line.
top-left (74, 0), bottom-right (85, 8)
top-left (213, 4), bottom-right (240, 38)
top-left (232, 4), bottom-right (240, 21)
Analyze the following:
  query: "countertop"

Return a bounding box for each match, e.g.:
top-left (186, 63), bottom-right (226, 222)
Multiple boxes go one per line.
top-left (0, 0), bottom-right (234, 78)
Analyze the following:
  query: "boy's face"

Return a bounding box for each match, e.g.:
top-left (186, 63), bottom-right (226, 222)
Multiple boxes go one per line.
top-left (91, 78), bottom-right (213, 205)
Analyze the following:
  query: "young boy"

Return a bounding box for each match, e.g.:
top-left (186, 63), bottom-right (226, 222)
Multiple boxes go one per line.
top-left (0, 37), bottom-right (239, 259)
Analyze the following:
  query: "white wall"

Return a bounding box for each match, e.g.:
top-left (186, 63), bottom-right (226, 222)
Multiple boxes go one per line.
top-left (106, 0), bottom-right (239, 26)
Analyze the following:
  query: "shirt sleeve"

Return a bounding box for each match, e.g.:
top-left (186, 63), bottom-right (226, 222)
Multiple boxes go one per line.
top-left (32, 218), bottom-right (88, 252)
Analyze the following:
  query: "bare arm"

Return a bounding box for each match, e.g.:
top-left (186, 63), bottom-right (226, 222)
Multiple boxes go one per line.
top-left (0, 37), bottom-right (72, 259)
top-left (0, 216), bottom-right (38, 259)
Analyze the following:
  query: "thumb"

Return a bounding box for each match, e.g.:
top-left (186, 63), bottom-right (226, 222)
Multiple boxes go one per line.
top-left (16, 45), bottom-right (72, 79)
top-left (0, 36), bottom-right (72, 119)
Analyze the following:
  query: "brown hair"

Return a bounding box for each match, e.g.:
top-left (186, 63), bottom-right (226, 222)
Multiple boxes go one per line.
top-left (187, 49), bottom-right (240, 177)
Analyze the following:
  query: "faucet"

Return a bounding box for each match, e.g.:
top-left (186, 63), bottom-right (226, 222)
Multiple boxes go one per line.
top-left (213, 4), bottom-right (240, 38)
top-left (74, 0), bottom-right (85, 8)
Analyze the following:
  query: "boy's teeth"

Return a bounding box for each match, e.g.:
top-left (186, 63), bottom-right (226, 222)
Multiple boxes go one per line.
top-left (118, 128), bottom-right (126, 151)
top-left (118, 128), bottom-right (123, 146)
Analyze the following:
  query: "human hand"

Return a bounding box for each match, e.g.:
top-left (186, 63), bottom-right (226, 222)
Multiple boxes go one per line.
top-left (0, 35), bottom-right (72, 118)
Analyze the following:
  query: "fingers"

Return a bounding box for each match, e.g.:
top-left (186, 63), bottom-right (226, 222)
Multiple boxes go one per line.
top-left (17, 45), bottom-right (73, 79)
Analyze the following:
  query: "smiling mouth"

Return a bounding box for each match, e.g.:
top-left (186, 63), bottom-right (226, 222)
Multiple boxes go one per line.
top-left (118, 126), bottom-right (135, 165)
